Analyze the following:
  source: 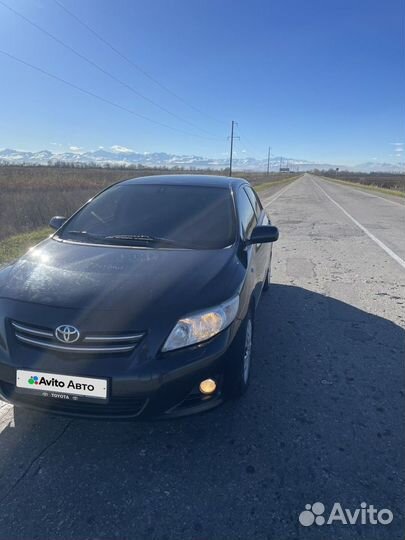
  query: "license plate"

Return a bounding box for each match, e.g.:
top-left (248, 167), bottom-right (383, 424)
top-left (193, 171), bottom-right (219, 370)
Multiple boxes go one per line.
top-left (16, 370), bottom-right (108, 400)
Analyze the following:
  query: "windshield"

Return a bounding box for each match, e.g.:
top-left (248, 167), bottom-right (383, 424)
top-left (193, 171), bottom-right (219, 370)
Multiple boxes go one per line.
top-left (57, 183), bottom-right (236, 249)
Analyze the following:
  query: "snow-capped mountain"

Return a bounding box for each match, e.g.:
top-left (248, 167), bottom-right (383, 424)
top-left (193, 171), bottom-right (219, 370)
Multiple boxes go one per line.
top-left (0, 147), bottom-right (298, 170)
top-left (350, 161), bottom-right (404, 173)
top-left (0, 147), bottom-right (402, 173)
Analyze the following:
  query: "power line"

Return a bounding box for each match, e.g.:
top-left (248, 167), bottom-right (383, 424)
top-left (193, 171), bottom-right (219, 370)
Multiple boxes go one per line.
top-left (53, 0), bottom-right (226, 127)
top-left (236, 127), bottom-right (261, 157)
top-left (233, 126), bottom-right (267, 171)
top-left (0, 48), bottom-right (226, 139)
top-left (0, 0), bottom-right (220, 139)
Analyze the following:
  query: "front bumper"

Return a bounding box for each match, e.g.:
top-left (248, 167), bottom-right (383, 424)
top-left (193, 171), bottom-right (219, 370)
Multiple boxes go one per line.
top-left (0, 324), bottom-right (236, 420)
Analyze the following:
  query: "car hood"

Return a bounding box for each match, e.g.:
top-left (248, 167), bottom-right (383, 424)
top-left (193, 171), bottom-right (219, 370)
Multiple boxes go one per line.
top-left (0, 238), bottom-right (244, 325)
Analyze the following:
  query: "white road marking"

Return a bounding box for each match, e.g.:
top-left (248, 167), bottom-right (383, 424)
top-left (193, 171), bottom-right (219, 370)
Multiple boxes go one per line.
top-left (264, 178), bottom-right (301, 207)
top-left (322, 177), bottom-right (405, 209)
top-left (313, 179), bottom-right (405, 270)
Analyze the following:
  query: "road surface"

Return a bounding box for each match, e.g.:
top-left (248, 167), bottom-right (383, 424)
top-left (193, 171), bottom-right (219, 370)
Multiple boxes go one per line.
top-left (0, 173), bottom-right (404, 539)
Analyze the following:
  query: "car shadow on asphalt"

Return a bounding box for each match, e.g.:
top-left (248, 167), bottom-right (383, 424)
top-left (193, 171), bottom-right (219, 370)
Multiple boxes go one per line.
top-left (0, 284), bottom-right (404, 540)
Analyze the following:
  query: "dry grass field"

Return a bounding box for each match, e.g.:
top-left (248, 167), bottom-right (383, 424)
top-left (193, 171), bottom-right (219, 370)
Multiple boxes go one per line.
top-left (319, 171), bottom-right (405, 193)
top-left (0, 165), bottom-right (296, 242)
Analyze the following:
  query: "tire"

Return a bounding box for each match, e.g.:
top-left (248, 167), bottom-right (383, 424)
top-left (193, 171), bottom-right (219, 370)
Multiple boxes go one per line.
top-left (225, 309), bottom-right (254, 399)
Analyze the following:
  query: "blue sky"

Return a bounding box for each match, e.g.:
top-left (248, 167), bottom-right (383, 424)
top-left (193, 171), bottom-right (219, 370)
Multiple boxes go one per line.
top-left (0, 0), bottom-right (403, 165)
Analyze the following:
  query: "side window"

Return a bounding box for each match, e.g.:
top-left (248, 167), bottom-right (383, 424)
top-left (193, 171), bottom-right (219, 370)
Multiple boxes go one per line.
top-left (244, 187), bottom-right (263, 218)
top-left (236, 188), bottom-right (257, 238)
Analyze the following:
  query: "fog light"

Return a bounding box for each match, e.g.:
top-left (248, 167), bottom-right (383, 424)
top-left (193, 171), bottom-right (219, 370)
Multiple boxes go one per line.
top-left (199, 378), bottom-right (217, 395)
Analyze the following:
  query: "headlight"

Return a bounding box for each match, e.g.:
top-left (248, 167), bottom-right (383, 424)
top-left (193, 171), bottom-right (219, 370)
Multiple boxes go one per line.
top-left (162, 295), bottom-right (240, 352)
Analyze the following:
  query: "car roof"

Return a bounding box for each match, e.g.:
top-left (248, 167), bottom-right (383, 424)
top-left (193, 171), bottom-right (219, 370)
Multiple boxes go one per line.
top-left (120, 174), bottom-right (250, 189)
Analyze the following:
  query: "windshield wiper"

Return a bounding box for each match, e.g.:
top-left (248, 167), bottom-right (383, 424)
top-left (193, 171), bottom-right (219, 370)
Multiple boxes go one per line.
top-left (63, 230), bottom-right (108, 241)
top-left (62, 231), bottom-right (176, 246)
top-left (105, 234), bottom-right (176, 245)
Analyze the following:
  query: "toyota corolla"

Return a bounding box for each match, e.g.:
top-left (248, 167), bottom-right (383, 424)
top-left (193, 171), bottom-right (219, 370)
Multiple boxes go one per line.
top-left (0, 175), bottom-right (278, 419)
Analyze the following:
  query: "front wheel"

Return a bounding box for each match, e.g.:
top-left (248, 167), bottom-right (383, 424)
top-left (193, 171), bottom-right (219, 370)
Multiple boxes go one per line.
top-left (224, 310), bottom-right (253, 399)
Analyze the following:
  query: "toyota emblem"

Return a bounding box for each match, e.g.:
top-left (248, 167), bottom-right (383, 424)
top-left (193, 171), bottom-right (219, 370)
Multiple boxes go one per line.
top-left (55, 325), bottom-right (80, 344)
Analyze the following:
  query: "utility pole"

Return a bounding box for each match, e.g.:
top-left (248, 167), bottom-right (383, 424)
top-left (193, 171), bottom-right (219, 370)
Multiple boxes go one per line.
top-left (266, 146), bottom-right (271, 176)
top-left (228, 120), bottom-right (239, 177)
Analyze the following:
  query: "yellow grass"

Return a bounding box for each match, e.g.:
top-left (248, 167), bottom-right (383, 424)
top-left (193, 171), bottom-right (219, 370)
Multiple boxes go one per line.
top-left (0, 227), bottom-right (51, 265)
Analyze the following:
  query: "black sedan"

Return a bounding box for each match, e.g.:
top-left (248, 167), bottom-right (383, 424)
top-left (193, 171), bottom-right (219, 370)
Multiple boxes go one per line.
top-left (0, 175), bottom-right (278, 419)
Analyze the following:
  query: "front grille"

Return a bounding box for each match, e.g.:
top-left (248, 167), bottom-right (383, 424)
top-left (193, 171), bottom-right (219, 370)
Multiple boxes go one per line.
top-left (1, 382), bottom-right (147, 418)
top-left (11, 320), bottom-right (144, 354)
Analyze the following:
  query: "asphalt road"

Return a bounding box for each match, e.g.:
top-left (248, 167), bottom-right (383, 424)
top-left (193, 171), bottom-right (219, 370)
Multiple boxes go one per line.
top-left (0, 173), bottom-right (404, 540)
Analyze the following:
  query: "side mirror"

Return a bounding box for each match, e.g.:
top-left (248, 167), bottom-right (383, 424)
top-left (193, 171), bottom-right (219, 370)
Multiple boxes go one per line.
top-left (246, 225), bottom-right (279, 245)
top-left (49, 216), bottom-right (67, 230)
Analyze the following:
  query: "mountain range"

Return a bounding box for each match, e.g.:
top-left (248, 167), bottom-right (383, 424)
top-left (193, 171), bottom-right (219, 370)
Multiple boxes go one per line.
top-left (0, 147), bottom-right (403, 173)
